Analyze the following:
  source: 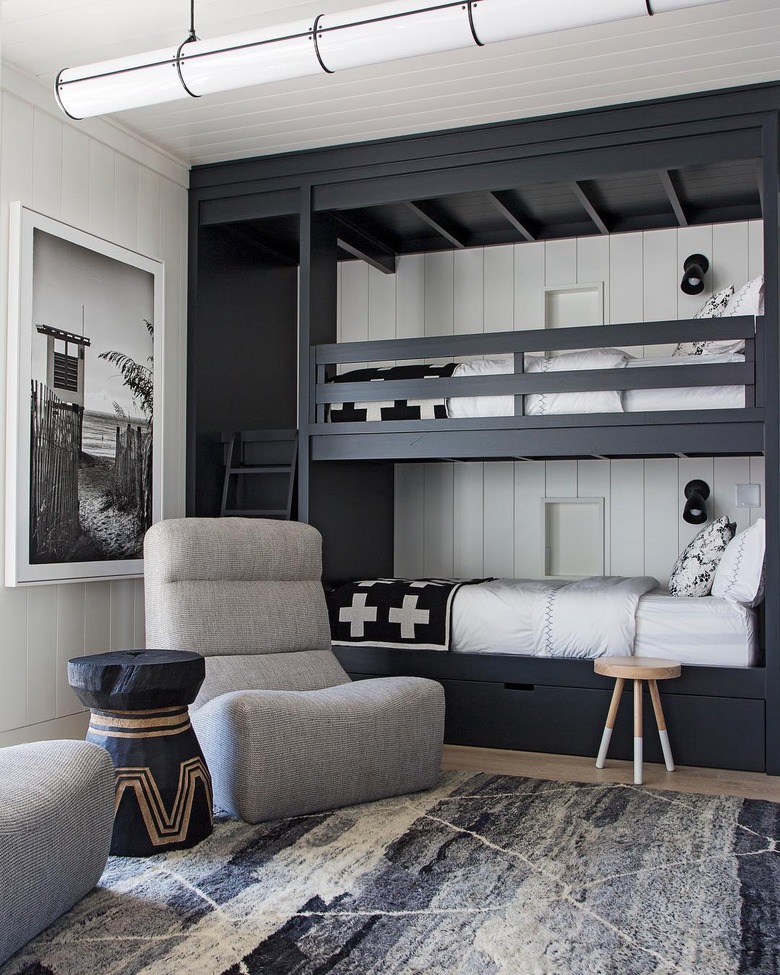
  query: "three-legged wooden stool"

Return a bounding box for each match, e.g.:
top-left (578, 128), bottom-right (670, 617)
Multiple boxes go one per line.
top-left (594, 656), bottom-right (681, 785)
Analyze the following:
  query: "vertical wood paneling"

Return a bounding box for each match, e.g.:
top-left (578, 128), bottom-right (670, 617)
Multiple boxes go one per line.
top-left (84, 582), bottom-right (112, 654)
top-left (749, 457), bottom-right (766, 525)
top-left (577, 460), bottom-right (611, 574)
top-left (113, 154), bottom-right (140, 251)
top-left (545, 460), bottom-right (578, 498)
top-left (32, 109), bottom-right (62, 219)
top-left (712, 456), bottom-right (752, 533)
top-left (1, 94), bottom-right (34, 209)
top-left (513, 241), bottom-right (545, 329)
top-left (609, 232), bottom-right (643, 325)
top-left (514, 462), bottom-right (546, 578)
top-left (483, 245), bottom-right (514, 331)
top-left (544, 239), bottom-right (577, 288)
top-left (88, 140), bottom-right (115, 240)
top-left (453, 249), bottom-right (484, 334)
top-left (610, 459), bottom-right (645, 576)
top-left (644, 459), bottom-right (679, 584)
top-left (423, 464), bottom-right (454, 577)
top-left (642, 228), bottom-right (678, 356)
top-left (483, 463), bottom-right (514, 577)
top-left (454, 463), bottom-right (484, 577)
top-left (0, 589), bottom-right (29, 733)
top-left (424, 251), bottom-right (454, 336)
top-left (60, 126), bottom-right (90, 229)
top-left (110, 580), bottom-right (136, 651)
top-left (137, 166), bottom-right (162, 257)
top-left (748, 220), bottom-right (764, 279)
top-left (712, 222), bottom-right (749, 294)
top-left (577, 236), bottom-right (610, 324)
top-left (396, 254), bottom-right (425, 339)
top-left (27, 586), bottom-right (57, 725)
top-left (368, 265), bottom-right (397, 342)
top-left (56, 584), bottom-right (85, 718)
top-left (340, 261), bottom-right (369, 343)
top-left (133, 578), bottom-right (146, 649)
top-left (394, 465), bottom-right (425, 576)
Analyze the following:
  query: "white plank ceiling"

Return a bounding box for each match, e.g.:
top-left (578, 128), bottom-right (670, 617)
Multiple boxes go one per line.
top-left (2, 0), bottom-right (780, 167)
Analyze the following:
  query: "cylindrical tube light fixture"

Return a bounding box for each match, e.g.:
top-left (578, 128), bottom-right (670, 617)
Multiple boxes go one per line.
top-left (55, 0), bottom-right (728, 120)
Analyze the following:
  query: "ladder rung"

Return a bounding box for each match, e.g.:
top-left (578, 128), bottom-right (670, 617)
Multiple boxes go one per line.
top-left (227, 465), bottom-right (292, 474)
top-left (222, 509), bottom-right (288, 517)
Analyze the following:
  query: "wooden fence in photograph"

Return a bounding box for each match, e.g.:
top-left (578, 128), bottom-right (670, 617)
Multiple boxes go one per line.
top-left (115, 423), bottom-right (152, 528)
top-left (30, 381), bottom-right (80, 561)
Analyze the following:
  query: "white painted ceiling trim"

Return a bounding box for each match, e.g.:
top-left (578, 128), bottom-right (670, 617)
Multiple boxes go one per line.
top-left (2, 0), bottom-right (779, 167)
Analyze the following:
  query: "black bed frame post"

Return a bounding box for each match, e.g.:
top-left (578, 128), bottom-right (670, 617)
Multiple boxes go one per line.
top-left (513, 351), bottom-right (525, 416)
top-left (762, 111), bottom-right (780, 774)
top-left (297, 185), bottom-right (338, 523)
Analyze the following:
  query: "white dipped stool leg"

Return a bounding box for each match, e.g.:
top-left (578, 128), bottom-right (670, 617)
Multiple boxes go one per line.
top-left (633, 679), bottom-right (643, 785)
top-left (649, 679), bottom-right (675, 772)
top-left (596, 678), bottom-right (624, 769)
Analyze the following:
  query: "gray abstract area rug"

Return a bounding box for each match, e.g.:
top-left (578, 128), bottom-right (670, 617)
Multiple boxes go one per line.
top-left (3, 772), bottom-right (780, 975)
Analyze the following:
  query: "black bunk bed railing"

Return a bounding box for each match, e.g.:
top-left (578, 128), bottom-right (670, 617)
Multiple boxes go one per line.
top-left (312, 315), bottom-right (760, 419)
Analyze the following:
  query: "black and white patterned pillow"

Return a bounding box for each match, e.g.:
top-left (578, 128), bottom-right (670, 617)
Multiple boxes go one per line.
top-left (673, 286), bottom-right (735, 357)
top-left (668, 516), bottom-right (736, 597)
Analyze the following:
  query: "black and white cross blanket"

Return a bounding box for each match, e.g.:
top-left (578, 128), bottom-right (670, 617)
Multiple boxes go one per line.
top-left (328, 363), bottom-right (457, 422)
top-left (326, 578), bottom-right (486, 651)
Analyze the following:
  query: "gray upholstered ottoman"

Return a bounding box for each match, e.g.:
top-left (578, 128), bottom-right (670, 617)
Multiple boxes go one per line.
top-left (0, 740), bottom-right (115, 966)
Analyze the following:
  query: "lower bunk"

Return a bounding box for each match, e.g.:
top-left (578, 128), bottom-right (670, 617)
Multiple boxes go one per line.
top-left (327, 573), bottom-right (766, 772)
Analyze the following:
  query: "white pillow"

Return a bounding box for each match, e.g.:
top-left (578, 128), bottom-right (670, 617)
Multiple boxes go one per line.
top-left (723, 274), bottom-right (764, 318)
top-left (673, 285), bottom-right (735, 357)
top-left (711, 518), bottom-right (765, 607)
top-left (668, 516), bottom-right (735, 597)
top-left (447, 349), bottom-right (628, 418)
top-left (524, 348), bottom-right (627, 416)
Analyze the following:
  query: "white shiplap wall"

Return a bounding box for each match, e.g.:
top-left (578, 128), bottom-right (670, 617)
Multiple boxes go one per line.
top-left (0, 73), bottom-right (189, 747)
top-left (338, 221), bottom-right (765, 585)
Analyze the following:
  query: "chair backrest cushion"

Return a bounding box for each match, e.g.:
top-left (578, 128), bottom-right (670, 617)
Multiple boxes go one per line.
top-left (144, 518), bottom-right (332, 658)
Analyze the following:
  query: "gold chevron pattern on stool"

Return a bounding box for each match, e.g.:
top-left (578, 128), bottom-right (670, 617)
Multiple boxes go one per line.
top-left (113, 757), bottom-right (213, 846)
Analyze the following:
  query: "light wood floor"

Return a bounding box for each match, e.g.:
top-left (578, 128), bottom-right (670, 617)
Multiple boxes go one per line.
top-left (442, 744), bottom-right (780, 802)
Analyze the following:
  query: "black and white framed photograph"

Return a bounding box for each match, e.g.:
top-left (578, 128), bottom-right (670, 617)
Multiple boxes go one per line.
top-left (5, 203), bottom-right (164, 585)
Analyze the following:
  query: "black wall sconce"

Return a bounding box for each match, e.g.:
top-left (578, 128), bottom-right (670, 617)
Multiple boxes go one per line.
top-left (683, 480), bottom-right (710, 524)
top-left (680, 254), bottom-right (710, 295)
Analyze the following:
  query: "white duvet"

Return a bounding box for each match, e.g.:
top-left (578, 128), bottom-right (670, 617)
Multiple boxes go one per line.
top-left (446, 350), bottom-right (744, 417)
top-left (451, 576), bottom-right (658, 659)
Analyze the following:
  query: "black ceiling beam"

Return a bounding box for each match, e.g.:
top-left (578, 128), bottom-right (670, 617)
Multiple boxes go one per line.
top-left (221, 224), bottom-right (298, 267)
top-left (569, 181), bottom-right (610, 235)
top-left (334, 214), bottom-right (397, 275)
top-left (486, 191), bottom-right (537, 241)
top-left (658, 169), bottom-right (689, 227)
top-left (406, 200), bottom-right (468, 249)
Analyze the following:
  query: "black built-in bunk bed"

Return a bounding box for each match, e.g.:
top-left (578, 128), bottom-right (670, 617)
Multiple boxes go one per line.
top-left (188, 82), bottom-right (780, 775)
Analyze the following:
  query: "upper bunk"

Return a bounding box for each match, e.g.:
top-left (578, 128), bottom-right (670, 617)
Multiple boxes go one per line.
top-left (309, 313), bottom-right (764, 462)
top-left (190, 88), bottom-right (777, 474)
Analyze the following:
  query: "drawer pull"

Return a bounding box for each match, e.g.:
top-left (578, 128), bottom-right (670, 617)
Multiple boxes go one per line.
top-left (504, 683), bottom-right (535, 692)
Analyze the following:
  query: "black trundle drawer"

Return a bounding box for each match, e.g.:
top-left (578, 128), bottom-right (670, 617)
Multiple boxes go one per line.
top-left (438, 679), bottom-right (765, 773)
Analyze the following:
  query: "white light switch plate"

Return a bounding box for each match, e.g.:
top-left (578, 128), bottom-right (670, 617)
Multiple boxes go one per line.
top-left (735, 484), bottom-right (761, 508)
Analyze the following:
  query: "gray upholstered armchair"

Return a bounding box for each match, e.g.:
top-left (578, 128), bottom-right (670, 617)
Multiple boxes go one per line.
top-left (144, 517), bottom-right (445, 823)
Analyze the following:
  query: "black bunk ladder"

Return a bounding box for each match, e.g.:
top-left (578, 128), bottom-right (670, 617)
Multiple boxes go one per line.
top-left (219, 429), bottom-right (298, 520)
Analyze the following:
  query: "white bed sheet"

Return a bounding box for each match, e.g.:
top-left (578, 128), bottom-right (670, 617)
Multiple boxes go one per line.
top-left (634, 591), bottom-right (758, 667)
top-left (450, 580), bottom-right (758, 667)
top-left (445, 352), bottom-right (744, 417)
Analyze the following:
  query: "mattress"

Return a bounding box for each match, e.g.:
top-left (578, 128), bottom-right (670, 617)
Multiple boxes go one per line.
top-left (634, 591), bottom-right (758, 667)
top-left (450, 580), bottom-right (758, 667)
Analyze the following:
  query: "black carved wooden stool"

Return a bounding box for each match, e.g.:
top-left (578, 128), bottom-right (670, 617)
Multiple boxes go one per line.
top-left (68, 649), bottom-right (213, 857)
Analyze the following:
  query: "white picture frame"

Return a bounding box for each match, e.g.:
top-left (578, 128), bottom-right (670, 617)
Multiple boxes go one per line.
top-left (5, 203), bottom-right (164, 586)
